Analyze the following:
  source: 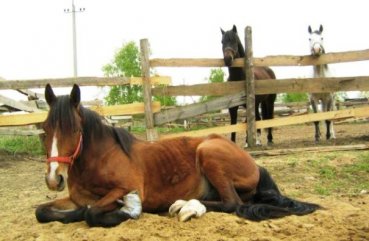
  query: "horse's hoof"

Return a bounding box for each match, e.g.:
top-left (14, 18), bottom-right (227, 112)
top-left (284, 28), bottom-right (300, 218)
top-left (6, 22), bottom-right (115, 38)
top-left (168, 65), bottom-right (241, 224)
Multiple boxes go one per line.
top-left (178, 200), bottom-right (206, 222)
top-left (169, 200), bottom-right (187, 217)
top-left (169, 199), bottom-right (206, 221)
top-left (267, 141), bottom-right (273, 146)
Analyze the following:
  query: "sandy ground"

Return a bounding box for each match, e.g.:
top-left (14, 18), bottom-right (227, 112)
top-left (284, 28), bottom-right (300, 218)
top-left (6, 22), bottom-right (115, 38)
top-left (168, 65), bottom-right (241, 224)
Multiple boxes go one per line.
top-left (0, 121), bottom-right (369, 241)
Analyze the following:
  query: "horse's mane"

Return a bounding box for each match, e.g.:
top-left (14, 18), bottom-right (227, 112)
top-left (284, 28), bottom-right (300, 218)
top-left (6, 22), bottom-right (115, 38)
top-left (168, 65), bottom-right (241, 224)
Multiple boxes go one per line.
top-left (47, 95), bottom-right (136, 156)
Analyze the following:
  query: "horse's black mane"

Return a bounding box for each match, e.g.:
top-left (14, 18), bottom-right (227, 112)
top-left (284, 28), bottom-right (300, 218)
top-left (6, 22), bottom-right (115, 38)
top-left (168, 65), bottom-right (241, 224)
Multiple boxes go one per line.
top-left (46, 95), bottom-right (136, 156)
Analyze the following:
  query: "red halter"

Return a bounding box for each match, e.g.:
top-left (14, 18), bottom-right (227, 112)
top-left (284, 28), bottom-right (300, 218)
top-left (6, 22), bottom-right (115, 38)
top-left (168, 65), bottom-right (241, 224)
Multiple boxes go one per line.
top-left (47, 133), bottom-right (83, 166)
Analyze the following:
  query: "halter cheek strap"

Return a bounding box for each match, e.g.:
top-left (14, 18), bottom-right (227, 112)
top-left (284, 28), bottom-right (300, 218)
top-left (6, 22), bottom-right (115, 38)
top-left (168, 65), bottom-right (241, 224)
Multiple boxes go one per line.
top-left (47, 133), bottom-right (83, 166)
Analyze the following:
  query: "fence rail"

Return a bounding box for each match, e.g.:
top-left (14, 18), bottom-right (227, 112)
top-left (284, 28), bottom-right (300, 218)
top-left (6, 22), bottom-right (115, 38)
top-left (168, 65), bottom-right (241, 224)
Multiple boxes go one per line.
top-left (0, 26), bottom-right (369, 145)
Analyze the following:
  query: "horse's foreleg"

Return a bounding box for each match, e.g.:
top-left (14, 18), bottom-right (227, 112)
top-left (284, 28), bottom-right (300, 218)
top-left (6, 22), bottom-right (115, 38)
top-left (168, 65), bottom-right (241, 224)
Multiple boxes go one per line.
top-left (35, 197), bottom-right (86, 224)
top-left (255, 104), bottom-right (262, 146)
top-left (85, 189), bottom-right (141, 227)
top-left (229, 106), bottom-right (238, 143)
top-left (310, 98), bottom-right (321, 142)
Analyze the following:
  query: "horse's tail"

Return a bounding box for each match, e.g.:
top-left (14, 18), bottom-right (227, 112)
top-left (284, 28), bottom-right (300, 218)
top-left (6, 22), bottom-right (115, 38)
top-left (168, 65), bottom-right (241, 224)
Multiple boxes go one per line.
top-left (236, 166), bottom-right (321, 221)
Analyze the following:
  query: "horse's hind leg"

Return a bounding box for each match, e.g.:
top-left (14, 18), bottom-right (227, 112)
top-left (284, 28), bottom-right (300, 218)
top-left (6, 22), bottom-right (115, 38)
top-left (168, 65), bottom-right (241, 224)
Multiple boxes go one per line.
top-left (261, 97), bottom-right (275, 145)
top-left (35, 197), bottom-right (86, 223)
top-left (196, 137), bottom-right (259, 212)
top-left (255, 103), bottom-right (262, 146)
top-left (229, 106), bottom-right (239, 143)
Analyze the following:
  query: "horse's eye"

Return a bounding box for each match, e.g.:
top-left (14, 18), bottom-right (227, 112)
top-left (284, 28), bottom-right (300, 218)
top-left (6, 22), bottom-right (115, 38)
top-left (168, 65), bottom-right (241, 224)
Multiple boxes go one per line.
top-left (309, 38), bottom-right (311, 41)
top-left (321, 37), bottom-right (323, 40)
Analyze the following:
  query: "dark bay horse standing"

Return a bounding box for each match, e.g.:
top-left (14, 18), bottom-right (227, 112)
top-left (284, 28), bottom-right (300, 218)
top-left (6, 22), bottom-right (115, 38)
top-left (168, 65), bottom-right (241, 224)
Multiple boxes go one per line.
top-left (308, 25), bottom-right (336, 142)
top-left (35, 84), bottom-right (319, 227)
top-left (221, 25), bottom-right (276, 147)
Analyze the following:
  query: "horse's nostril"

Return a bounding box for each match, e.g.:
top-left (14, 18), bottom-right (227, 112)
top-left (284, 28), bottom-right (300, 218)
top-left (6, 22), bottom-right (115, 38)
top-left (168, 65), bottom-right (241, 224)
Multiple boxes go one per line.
top-left (57, 175), bottom-right (65, 191)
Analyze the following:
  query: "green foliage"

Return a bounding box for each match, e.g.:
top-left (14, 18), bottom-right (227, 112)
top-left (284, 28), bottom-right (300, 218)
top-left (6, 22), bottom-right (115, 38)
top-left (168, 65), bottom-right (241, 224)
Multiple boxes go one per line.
top-left (281, 93), bottom-right (308, 103)
top-left (153, 87), bottom-right (177, 106)
top-left (0, 136), bottom-right (44, 155)
top-left (200, 68), bottom-right (225, 102)
top-left (103, 41), bottom-right (143, 105)
top-left (103, 41), bottom-right (176, 106)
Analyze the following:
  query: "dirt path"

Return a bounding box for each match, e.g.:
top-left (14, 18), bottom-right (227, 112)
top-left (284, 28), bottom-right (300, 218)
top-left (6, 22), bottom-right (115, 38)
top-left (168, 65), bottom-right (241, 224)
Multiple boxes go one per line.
top-left (0, 122), bottom-right (368, 241)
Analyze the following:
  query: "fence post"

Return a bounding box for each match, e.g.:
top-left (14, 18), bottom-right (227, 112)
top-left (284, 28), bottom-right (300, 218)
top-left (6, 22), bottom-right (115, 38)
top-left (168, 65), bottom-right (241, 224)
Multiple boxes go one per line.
top-left (140, 39), bottom-right (158, 141)
top-left (244, 26), bottom-right (256, 147)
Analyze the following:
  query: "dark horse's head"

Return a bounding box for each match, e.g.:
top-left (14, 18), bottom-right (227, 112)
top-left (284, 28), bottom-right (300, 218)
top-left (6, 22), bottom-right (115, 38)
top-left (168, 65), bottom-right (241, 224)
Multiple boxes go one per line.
top-left (308, 24), bottom-right (325, 57)
top-left (221, 25), bottom-right (245, 67)
top-left (42, 84), bottom-right (83, 191)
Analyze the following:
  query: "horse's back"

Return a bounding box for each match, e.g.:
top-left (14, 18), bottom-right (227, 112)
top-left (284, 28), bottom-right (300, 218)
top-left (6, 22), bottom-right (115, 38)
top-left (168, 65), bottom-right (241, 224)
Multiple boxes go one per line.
top-left (254, 66), bottom-right (276, 80)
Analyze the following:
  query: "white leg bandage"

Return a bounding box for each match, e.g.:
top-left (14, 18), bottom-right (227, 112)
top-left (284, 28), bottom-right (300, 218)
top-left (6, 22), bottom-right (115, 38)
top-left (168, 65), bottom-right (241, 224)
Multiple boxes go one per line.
top-left (169, 199), bottom-right (206, 222)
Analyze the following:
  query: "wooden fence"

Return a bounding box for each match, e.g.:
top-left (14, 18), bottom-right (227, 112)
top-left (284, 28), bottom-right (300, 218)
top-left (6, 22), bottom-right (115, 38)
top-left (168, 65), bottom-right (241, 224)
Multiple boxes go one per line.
top-left (0, 26), bottom-right (369, 145)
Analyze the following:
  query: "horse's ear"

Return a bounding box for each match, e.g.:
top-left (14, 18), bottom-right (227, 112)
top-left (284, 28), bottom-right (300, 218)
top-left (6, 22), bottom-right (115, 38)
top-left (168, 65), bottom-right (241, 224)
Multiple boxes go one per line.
top-left (220, 28), bottom-right (225, 35)
top-left (45, 84), bottom-right (56, 106)
top-left (232, 25), bottom-right (238, 33)
top-left (70, 84), bottom-right (81, 108)
top-left (308, 25), bottom-right (312, 34)
top-left (319, 24), bottom-right (323, 33)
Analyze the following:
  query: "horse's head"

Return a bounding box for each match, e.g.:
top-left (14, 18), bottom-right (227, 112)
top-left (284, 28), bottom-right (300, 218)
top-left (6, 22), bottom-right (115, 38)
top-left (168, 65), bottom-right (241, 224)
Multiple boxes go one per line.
top-left (308, 24), bottom-right (325, 57)
top-left (221, 25), bottom-right (243, 67)
top-left (42, 84), bottom-right (83, 191)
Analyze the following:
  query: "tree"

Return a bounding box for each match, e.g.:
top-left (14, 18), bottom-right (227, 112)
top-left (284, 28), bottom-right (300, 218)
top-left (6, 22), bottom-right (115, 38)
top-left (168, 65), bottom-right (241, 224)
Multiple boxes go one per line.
top-left (200, 68), bottom-right (225, 102)
top-left (103, 41), bottom-right (176, 106)
top-left (103, 41), bottom-right (142, 105)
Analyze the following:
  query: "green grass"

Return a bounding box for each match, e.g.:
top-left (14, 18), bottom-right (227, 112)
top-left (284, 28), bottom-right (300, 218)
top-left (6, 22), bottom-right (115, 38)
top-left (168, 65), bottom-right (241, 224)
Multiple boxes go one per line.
top-left (0, 136), bottom-right (44, 155)
top-left (312, 152), bottom-right (369, 196)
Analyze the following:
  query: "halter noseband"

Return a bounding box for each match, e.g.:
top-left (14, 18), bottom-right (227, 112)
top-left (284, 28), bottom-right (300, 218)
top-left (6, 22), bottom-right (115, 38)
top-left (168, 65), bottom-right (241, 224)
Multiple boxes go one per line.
top-left (47, 133), bottom-right (83, 166)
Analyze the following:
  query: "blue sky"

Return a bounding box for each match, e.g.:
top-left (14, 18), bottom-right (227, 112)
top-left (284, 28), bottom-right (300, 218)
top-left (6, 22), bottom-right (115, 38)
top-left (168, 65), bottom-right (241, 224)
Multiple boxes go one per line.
top-left (0, 0), bottom-right (368, 100)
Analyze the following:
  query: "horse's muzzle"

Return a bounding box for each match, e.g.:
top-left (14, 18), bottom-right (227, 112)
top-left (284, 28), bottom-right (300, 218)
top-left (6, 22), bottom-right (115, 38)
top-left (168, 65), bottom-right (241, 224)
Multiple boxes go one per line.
top-left (223, 55), bottom-right (234, 67)
top-left (45, 174), bottom-right (65, 191)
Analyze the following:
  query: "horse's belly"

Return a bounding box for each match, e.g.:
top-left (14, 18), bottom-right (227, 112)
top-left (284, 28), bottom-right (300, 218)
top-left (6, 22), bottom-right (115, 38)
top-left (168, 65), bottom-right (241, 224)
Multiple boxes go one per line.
top-left (142, 176), bottom-right (211, 212)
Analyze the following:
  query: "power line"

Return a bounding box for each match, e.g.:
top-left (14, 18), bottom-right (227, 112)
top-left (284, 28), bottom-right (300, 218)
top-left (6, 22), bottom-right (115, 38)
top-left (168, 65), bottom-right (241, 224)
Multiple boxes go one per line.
top-left (64, 0), bottom-right (85, 78)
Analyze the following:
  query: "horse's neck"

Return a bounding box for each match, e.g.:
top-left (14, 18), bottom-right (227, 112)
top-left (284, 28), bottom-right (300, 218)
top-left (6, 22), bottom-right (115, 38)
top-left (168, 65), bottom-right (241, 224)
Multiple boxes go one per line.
top-left (313, 64), bottom-right (329, 78)
top-left (228, 39), bottom-right (246, 81)
top-left (237, 39), bottom-right (245, 58)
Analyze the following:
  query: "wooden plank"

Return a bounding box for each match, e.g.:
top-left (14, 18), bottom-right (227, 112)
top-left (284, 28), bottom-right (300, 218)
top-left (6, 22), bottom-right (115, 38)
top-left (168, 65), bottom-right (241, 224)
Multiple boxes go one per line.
top-left (0, 102), bottom-right (161, 126)
top-left (249, 144), bottom-right (369, 157)
top-left (0, 95), bottom-right (39, 112)
top-left (0, 76), bottom-right (131, 90)
top-left (154, 92), bottom-right (246, 125)
top-left (16, 89), bottom-right (44, 100)
top-left (161, 106), bottom-right (369, 139)
top-left (152, 76), bottom-right (369, 96)
top-left (90, 102), bottom-right (161, 116)
top-left (245, 26), bottom-right (256, 147)
top-left (0, 128), bottom-right (44, 136)
top-left (130, 76), bottom-right (172, 85)
top-left (149, 49), bottom-right (369, 68)
top-left (150, 58), bottom-right (224, 67)
top-left (253, 49), bottom-right (369, 67)
top-left (140, 39), bottom-right (158, 141)
top-left (255, 106), bottom-right (369, 129)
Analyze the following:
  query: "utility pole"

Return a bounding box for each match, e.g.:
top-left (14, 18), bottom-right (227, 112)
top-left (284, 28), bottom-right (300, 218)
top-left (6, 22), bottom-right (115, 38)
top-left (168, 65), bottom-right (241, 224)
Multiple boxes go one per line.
top-left (64, 0), bottom-right (85, 78)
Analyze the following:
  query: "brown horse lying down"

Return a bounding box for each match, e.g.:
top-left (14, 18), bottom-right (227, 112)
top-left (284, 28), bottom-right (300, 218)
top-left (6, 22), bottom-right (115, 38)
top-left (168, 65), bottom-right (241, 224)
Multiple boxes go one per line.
top-left (35, 84), bottom-right (320, 227)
